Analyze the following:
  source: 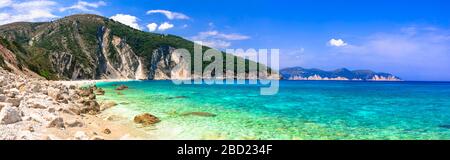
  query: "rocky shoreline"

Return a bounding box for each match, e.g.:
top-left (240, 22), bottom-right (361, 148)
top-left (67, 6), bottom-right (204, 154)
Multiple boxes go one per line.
top-left (0, 67), bottom-right (149, 140)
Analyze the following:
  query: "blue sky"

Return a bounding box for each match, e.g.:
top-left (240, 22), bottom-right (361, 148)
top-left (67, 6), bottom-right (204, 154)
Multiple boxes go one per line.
top-left (0, 0), bottom-right (449, 80)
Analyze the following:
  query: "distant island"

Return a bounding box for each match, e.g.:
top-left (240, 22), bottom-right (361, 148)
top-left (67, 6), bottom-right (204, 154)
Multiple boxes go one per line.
top-left (280, 67), bottom-right (401, 81)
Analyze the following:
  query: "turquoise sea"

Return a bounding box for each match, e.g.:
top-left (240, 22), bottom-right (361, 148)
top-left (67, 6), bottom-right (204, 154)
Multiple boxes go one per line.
top-left (96, 81), bottom-right (450, 140)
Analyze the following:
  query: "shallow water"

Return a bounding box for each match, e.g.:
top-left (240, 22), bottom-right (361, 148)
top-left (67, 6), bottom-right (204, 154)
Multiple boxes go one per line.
top-left (96, 80), bottom-right (450, 140)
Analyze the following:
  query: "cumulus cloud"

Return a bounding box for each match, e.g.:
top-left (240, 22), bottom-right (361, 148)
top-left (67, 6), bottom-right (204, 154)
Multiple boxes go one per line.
top-left (328, 38), bottom-right (348, 47)
top-left (146, 23), bottom-right (157, 32)
top-left (146, 10), bottom-right (189, 20)
top-left (110, 14), bottom-right (141, 30)
top-left (192, 30), bottom-right (250, 49)
top-left (0, 0), bottom-right (58, 25)
top-left (59, 0), bottom-right (106, 13)
top-left (157, 22), bottom-right (174, 31)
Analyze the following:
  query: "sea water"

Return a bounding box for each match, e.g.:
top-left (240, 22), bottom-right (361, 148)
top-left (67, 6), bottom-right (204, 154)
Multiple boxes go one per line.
top-left (96, 81), bottom-right (450, 140)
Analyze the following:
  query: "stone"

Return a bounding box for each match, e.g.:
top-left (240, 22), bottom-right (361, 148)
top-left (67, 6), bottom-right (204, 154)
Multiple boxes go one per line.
top-left (6, 98), bottom-right (21, 107)
top-left (88, 94), bottom-right (96, 100)
top-left (100, 101), bottom-right (117, 111)
top-left (47, 117), bottom-right (65, 129)
top-left (180, 112), bottom-right (217, 117)
top-left (95, 88), bottom-right (105, 95)
top-left (47, 87), bottom-right (62, 100)
top-left (134, 113), bottom-right (160, 125)
top-left (78, 87), bottom-right (94, 97)
top-left (65, 120), bottom-right (84, 128)
top-left (103, 128), bottom-right (111, 134)
top-left (80, 100), bottom-right (100, 115)
top-left (48, 107), bottom-right (56, 113)
top-left (90, 136), bottom-right (105, 140)
top-left (0, 94), bottom-right (6, 102)
top-left (0, 106), bottom-right (22, 124)
top-left (0, 102), bottom-right (12, 111)
top-left (29, 100), bottom-right (47, 109)
top-left (74, 131), bottom-right (89, 140)
top-left (6, 88), bottom-right (19, 98)
top-left (115, 85), bottom-right (129, 91)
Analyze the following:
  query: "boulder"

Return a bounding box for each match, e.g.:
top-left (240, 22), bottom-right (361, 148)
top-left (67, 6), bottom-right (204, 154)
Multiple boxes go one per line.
top-left (78, 87), bottom-right (94, 97)
top-left (115, 85), bottom-right (129, 91)
top-left (6, 88), bottom-right (19, 98)
top-left (5, 98), bottom-right (21, 107)
top-left (95, 88), bottom-right (105, 95)
top-left (0, 94), bottom-right (6, 102)
top-left (65, 120), bottom-right (84, 128)
top-left (0, 106), bottom-right (22, 124)
top-left (88, 94), bottom-right (96, 100)
top-left (0, 102), bottom-right (12, 111)
top-left (47, 117), bottom-right (65, 129)
top-left (47, 87), bottom-right (62, 100)
top-left (74, 131), bottom-right (89, 140)
top-left (103, 128), bottom-right (112, 134)
top-left (80, 100), bottom-right (100, 115)
top-left (28, 99), bottom-right (48, 109)
top-left (134, 113), bottom-right (160, 125)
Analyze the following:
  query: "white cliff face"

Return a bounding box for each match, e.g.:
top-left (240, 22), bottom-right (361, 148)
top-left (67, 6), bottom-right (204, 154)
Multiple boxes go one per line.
top-left (170, 51), bottom-right (192, 80)
top-left (369, 75), bottom-right (401, 81)
top-left (135, 58), bottom-right (147, 80)
top-left (288, 74), bottom-right (401, 81)
top-left (97, 28), bottom-right (143, 80)
top-left (289, 75), bottom-right (350, 81)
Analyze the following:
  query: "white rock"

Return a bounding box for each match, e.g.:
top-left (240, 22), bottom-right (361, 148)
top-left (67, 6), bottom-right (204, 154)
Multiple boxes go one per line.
top-left (74, 131), bottom-right (89, 140)
top-left (0, 106), bottom-right (22, 124)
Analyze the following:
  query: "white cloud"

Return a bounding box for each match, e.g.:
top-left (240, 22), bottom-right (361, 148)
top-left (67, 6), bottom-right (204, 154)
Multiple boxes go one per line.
top-left (191, 30), bottom-right (250, 49)
top-left (146, 10), bottom-right (189, 20)
top-left (0, 0), bottom-right (12, 8)
top-left (328, 38), bottom-right (348, 47)
top-left (0, 0), bottom-right (58, 25)
top-left (158, 22), bottom-right (174, 31)
top-left (199, 40), bottom-right (231, 49)
top-left (146, 23), bottom-right (157, 32)
top-left (59, 0), bottom-right (106, 13)
top-left (110, 14), bottom-right (141, 30)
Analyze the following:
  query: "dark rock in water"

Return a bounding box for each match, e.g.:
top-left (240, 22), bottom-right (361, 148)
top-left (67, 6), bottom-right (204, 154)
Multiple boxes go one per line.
top-left (167, 96), bottom-right (188, 100)
top-left (181, 112), bottom-right (217, 117)
top-left (439, 125), bottom-right (450, 129)
top-left (116, 92), bottom-right (124, 95)
top-left (134, 113), bottom-right (161, 125)
top-left (115, 85), bottom-right (129, 91)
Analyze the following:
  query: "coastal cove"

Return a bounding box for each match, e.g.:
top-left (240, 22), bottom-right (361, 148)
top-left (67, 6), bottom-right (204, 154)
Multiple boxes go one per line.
top-left (95, 80), bottom-right (450, 140)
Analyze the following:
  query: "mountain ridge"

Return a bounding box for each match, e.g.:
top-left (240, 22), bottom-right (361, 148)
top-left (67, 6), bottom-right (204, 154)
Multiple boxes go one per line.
top-left (280, 67), bottom-right (401, 81)
top-left (0, 14), bottom-right (273, 80)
